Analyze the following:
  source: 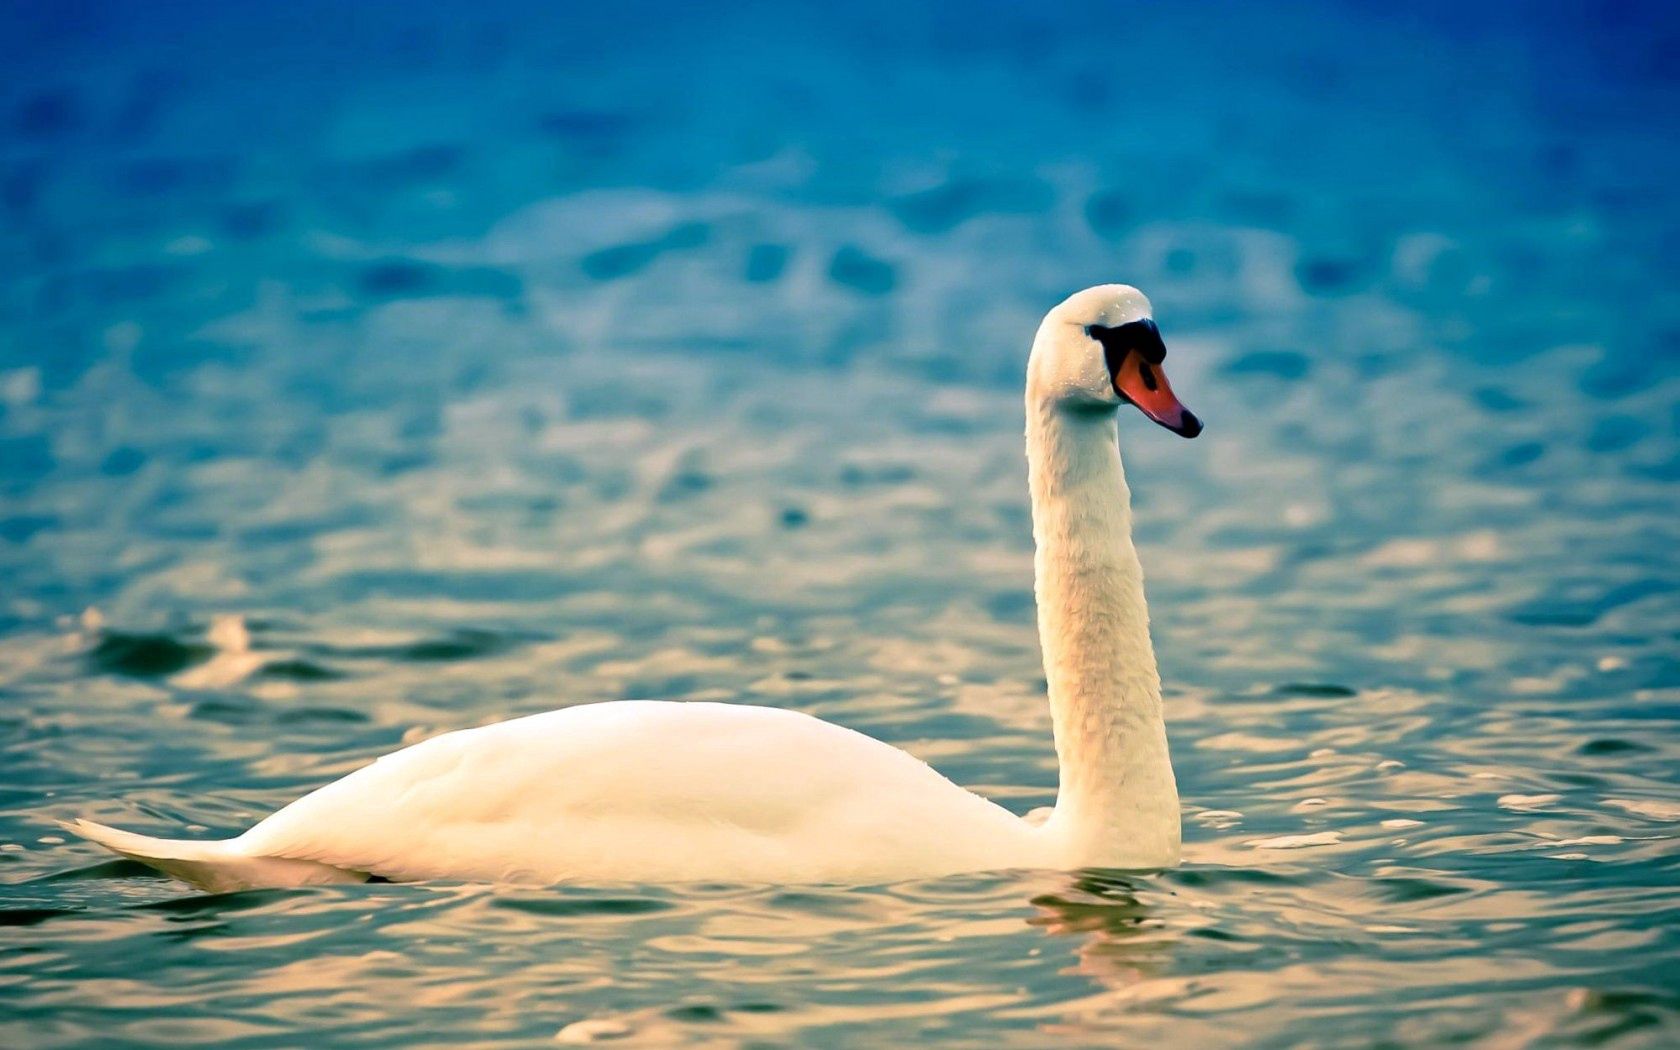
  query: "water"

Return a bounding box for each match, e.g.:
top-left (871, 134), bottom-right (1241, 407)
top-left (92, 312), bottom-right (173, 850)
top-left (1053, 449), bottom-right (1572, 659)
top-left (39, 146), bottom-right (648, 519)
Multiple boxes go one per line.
top-left (2, 1), bottom-right (1678, 1045)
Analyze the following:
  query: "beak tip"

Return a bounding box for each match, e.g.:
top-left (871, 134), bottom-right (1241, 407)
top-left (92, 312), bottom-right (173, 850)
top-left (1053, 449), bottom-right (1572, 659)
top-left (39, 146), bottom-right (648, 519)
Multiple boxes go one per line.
top-left (1177, 411), bottom-right (1203, 439)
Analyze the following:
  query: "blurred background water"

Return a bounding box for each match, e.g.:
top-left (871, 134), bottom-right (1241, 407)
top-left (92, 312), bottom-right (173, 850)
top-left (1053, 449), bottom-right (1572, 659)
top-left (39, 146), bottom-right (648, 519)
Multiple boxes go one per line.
top-left (2, 1), bottom-right (1678, 1046)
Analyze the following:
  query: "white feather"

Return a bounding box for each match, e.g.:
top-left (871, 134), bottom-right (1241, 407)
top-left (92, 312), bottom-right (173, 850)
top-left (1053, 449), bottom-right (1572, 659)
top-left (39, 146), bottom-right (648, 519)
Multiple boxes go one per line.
top-left (69, 284), bottom-right (1186, 888)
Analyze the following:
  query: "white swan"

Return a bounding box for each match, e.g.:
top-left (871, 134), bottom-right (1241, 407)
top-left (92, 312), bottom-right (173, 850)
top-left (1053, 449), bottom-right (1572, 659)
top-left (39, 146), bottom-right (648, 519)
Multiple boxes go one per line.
top-left (67, 284), bottom-right (1203, 891)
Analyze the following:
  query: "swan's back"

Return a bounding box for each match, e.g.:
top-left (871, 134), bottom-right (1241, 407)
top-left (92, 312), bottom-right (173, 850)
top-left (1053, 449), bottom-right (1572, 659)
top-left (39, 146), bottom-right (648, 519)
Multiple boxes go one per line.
top-left (236, 701), bottom-right (1038, 883)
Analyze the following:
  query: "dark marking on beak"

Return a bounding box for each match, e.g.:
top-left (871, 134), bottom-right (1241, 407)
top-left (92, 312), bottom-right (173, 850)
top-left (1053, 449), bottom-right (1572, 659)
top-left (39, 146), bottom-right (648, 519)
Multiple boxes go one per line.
top-left (1086, 319), bottom-right (1167, 365)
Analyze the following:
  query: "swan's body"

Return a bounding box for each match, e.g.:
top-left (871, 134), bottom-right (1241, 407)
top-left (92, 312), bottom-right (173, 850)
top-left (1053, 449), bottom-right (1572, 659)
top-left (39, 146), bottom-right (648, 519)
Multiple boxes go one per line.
top-left (70, 284), bottom-right (1202, 890)
top-left (76, 702), bottom-right (1040, 889)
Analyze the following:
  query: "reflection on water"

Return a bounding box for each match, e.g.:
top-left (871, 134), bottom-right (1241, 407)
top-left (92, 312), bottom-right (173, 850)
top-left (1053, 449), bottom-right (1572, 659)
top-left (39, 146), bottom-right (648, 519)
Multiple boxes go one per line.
top-left (2, 0), bottom-right (1678, 1046)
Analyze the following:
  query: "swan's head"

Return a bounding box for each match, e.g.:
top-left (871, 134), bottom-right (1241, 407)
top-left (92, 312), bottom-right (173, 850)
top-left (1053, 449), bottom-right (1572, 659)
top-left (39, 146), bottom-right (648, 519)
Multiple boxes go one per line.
top-left (1029, 284), bottom-right (1202, 438)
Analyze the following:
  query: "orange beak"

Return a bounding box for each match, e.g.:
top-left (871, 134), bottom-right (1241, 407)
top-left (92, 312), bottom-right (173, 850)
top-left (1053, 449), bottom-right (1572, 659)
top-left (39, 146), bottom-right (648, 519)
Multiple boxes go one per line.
top-left (1112, 352), bottom-right (1202, 438)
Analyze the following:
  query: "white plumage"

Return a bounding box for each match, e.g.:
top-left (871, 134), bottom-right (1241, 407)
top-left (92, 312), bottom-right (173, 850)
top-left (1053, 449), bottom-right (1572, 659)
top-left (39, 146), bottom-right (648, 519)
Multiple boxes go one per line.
top-left (70, 284), bottom-right (1198, 889)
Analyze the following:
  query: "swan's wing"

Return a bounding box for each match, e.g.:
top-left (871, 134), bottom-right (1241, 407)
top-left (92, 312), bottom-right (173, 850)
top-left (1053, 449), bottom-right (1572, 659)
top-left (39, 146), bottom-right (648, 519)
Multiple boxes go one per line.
top-left (236, 700), bottom-right (1033, 882)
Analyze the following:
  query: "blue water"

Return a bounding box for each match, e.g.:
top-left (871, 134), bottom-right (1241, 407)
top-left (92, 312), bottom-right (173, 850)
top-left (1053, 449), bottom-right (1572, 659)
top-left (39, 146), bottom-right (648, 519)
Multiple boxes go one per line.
top-left (2, 1), bottom-right (1678, 1046)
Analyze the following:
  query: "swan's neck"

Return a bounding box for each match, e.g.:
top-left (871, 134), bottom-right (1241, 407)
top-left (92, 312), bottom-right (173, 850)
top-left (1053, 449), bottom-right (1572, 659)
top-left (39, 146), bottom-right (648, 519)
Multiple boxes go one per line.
top-left (1027, 397), bottom-right (1180, 866)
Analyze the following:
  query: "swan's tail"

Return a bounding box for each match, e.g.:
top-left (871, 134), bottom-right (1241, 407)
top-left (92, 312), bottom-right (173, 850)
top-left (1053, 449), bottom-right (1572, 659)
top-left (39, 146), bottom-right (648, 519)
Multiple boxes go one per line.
top-left (63, 819), bottom-right (370, 893)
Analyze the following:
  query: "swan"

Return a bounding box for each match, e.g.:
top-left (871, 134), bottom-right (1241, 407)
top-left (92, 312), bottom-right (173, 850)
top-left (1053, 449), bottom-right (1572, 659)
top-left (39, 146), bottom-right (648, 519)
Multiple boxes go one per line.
top-left (66, 283), bottom-right (1203, 891)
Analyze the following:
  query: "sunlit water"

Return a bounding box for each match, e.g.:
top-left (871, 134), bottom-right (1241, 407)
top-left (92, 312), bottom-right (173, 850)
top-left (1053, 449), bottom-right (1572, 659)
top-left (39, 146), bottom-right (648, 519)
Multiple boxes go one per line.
top-left (2, 2), bottom-right (1678, 1046)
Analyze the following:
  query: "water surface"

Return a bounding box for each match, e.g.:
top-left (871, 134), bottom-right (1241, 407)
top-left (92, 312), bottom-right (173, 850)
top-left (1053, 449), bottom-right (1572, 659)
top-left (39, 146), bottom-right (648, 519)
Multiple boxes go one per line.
top-left (2, 2), bottom-right (1678, 1046)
